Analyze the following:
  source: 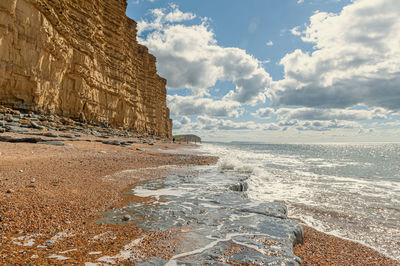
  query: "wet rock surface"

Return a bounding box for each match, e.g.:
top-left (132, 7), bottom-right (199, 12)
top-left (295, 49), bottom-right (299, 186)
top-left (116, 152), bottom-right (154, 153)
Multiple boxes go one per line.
top-left (98, 167), bottom-right (303, 265)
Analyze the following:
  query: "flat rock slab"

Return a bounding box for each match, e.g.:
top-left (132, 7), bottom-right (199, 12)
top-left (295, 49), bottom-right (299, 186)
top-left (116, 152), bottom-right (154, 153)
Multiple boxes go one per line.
top-left (59, 134), bottom-right (76, 139)
top-left (0, 135), bottom-right (44, 143)
top-left (39, 141), bottom-right (65, 146)
top-left (4, 125), bottom-right (28, 133)
top-left (98, 167), bottom-right (303, 265)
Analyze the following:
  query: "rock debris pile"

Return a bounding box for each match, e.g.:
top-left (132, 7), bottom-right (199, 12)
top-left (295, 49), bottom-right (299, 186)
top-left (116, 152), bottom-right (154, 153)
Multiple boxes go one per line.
top-left (0, 105), bottom-right (157, 147)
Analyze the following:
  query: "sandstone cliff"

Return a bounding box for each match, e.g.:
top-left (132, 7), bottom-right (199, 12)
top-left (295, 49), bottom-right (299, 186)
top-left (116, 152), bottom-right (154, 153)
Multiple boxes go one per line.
top-left (0, 0), bottom-right (172, 138)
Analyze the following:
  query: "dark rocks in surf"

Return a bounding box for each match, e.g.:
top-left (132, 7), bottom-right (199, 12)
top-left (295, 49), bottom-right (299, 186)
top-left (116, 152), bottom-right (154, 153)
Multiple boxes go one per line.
top-left (229, 181), bottom-right (248, 192)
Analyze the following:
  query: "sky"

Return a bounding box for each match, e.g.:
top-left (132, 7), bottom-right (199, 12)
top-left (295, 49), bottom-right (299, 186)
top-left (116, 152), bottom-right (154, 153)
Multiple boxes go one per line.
top-left (126, 0), bottom-right (400, 143)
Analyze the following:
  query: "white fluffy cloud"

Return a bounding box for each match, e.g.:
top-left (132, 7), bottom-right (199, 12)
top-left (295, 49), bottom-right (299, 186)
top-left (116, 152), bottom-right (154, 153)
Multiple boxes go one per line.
top-left (173, 114), bottom-right (362, 134)
top-left (296, 120), bottom-right (361, 131)
top-left (254, 106), bottom-right (388, 121)
top-left (133, 0), bottom-right (399, 138)
top-left (173, 114), bottom-right (359, 133)
top-left (252, 106), bottom-right (390, 132)
top-left (272, 0), bottom-right (400, 110)
top-left (131, 0), bottom-right (156, 5)
top-left (172, 116), bottom-right (192, 130)
top-left (197, 116), bottom-right (258, 131)
top-left (164, 4), bottom-right (196, 23)
top-left (183, 116), bottom-right (281, 131)
top-left (137, 5), bottom-right (196, 35)
top-left (276, 107), bottom-right (388, 121)
top-left (253, 107), bottom-right (275, 119)
top-left (167, 95), bottom-right (243, 118)
top-left (138, 6), bottom-right (271, 104)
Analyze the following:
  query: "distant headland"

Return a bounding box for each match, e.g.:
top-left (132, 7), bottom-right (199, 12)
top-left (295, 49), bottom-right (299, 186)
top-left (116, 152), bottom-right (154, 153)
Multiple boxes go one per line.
top-left (174, 134), bottom-right (202, 143)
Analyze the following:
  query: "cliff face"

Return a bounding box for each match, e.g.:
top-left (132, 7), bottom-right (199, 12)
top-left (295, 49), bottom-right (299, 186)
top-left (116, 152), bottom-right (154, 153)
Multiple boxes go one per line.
top-left (0, 0), bottom-right (172, 138)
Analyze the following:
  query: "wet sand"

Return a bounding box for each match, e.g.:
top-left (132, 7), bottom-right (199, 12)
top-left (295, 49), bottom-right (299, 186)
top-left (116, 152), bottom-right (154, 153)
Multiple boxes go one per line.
top-left (1, 134), bottom-right (398, 265)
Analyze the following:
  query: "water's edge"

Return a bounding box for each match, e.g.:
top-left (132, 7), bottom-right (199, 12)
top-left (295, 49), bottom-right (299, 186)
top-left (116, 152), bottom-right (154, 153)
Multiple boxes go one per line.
top-left (199, 142), bottom-right (400, 262)
top-left (95, 143), bottom-right (399, 263)
top-left (96, 152), bottom-right (305, 265)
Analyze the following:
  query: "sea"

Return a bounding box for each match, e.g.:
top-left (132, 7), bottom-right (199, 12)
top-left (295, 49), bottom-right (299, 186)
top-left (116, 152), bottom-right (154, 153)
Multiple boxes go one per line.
top-left (195, 142), bottom-right (400, 261)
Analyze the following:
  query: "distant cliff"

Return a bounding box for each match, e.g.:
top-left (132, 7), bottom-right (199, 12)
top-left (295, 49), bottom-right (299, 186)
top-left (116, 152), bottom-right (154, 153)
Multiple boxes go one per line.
top-left (174, 134), bottom-right (202, 143)
top-left (0, 0), bottom-right (172, 138)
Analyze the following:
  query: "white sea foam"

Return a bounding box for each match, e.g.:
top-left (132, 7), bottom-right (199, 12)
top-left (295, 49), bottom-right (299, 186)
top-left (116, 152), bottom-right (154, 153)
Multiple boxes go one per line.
top-left (198, 142), bottom-right (400, 261)
top-left (133, 186), bottom-right (193, 200)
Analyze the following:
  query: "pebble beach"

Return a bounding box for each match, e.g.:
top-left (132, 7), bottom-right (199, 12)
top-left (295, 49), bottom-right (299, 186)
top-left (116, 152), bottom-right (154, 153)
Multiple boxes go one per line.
top-left (0, 132), bottom-right (398, 264)
top-left (0, 134), bottom-right (215, 264)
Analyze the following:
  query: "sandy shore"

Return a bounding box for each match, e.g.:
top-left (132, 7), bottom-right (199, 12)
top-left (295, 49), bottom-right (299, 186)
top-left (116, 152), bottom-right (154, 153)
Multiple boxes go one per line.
top-left (1, 134), bottom-right (398, 265)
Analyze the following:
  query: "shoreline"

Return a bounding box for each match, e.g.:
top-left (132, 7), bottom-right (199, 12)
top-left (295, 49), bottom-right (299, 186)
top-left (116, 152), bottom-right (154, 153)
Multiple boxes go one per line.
top-left (0, 132), bottom-right (216, 264)
top-left (1, 134), bottom-right (398, 264)
top-left (291, 219), bottom-right (398, 265)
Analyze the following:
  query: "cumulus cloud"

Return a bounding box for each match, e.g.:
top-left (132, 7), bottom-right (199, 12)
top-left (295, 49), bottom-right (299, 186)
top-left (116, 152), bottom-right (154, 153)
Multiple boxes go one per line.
top-left (167, 95), bottom-right (243, 118)
top-left (296, 120), bottom-right (361, 131)
top-left (276, 107), bottom-right (388, 121)
top-left (131, 0), bottom-right (156, 4)
top-left (197, 116), bottom-right (257, 130)
top-left (174, 113), bottom-right (360, 133)
top-left (272, 0), bottom-right (400, 110)
top-left (164, 4), bottom-right (196, 22)
top-left (135, 0), bottom-right (398, 137)
top-left (192, 116), bottom-right (280, 131)
top-left (254, 106), bottom-right (388, 121)
top-left (172, 116), bottom-right (191, 130)
top-left (137, 4), bottom-right (196, 35)
top-left (253, 107), bottom-right (275, 119)
top-left (251, 106), bottom-right (388, 132)
top-left (172, 115), bottom-right (282, 133)
top-left (275, 119), bottom-right (361, 132)
top-left (138, 6), bottom-right (271, 104)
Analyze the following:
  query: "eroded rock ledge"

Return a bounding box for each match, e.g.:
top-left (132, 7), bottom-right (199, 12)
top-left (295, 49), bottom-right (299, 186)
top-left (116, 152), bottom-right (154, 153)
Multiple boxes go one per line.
top-left (0, 0), bottom-right (172, 138)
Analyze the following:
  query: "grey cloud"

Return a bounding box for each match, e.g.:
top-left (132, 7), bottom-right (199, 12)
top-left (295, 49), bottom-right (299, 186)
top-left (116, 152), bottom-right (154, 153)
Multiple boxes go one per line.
top-left (253, 107), bottom-right (275, 119)
top-left (276, 107), bottom-right (388, 121)
top-left (180, 116), bottom-right (191, 125)
top-left (157, 54), bottom-right (214, 90)
top-left (173, 120), bottom-right (182, 130)
top-left (174, 116), bottom-right (281, 132)
top-left (279, 120), bottom-right (299, 127)
top-left (274, 75), bottom-right (400, 110)
top-left (233, 71), bottom-right (269, 104)
top-left (296, 120), bottom-right (360, 131)
top-left (172, 116), bottom-right (191, 130)
top-left (167, 95), bottom-right (242, 118)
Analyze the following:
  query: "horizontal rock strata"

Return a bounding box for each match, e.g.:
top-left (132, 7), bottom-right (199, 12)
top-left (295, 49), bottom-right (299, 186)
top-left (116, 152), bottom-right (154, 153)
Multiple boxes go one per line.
top-left (0, 0), bottom-right (172, 138)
